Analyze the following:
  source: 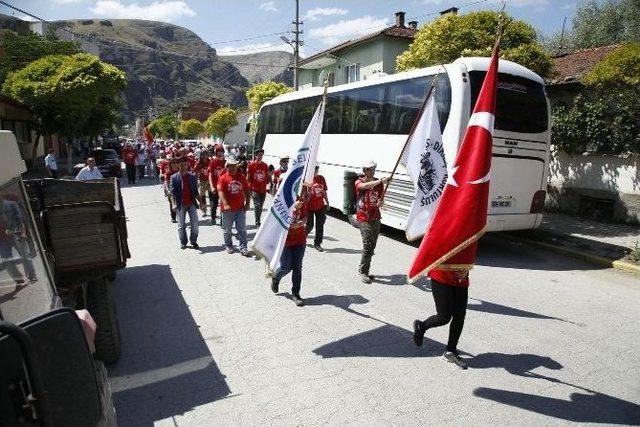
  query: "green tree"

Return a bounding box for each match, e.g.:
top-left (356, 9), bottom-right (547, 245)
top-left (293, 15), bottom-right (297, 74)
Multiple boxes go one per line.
top-left (178, 118), bottom-right (205, 138)
top-left (583, 43), bottom-right (640, 88)
top-left (396, 11), bottom-right (553, 77)
top-left (148, 114), bottom-right (179, 139)
top-left (0, 30), bottom-right (80, 84)
top-left (204, 107), bottom-right (238, 141)
top-left (2, 53), bottom-right (126, 159)
top-left (246, 81), bottom-right (293, 111)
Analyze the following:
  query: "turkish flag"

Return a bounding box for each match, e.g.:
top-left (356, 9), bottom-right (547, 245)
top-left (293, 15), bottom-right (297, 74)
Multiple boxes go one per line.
top-left (407, 46), bottom-right (499, 281)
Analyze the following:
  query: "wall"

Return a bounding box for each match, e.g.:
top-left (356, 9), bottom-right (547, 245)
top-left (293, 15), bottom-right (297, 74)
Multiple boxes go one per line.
top-left (546, 151), bottom-right (640, 224)
top-left (382, 38), bottom-right (412, 74)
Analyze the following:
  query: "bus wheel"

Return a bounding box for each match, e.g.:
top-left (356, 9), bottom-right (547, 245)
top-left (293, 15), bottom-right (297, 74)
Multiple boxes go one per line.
top-left (86, 277), bottom-right (121, 364)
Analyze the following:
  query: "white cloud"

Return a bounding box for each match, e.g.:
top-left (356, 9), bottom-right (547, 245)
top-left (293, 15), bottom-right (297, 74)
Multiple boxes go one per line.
top-left (308, 16), bottom-right (390, 46)
top-left (304, 7), bottom-right (348, 22)
top-left (217, 42), bottom-right (290, 56)
top-left (90, 1), bottom-right (196, 22)
top-left (259, 1), bottom-right (278, 12)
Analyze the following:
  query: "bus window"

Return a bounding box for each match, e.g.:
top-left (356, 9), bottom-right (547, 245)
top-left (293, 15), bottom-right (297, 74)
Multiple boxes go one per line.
top-left (291, 96), bottom-right (321, 133)
top-left (339, 86), bottom-right (386, 133)
top-left (469, 71), bottom-right (548, 134)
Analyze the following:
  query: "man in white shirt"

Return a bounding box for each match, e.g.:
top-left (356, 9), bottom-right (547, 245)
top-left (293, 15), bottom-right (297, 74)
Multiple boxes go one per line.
top-left (44, 149), bottom-right (58, 178)
top-left (75, 157), bottom-right (104, 181)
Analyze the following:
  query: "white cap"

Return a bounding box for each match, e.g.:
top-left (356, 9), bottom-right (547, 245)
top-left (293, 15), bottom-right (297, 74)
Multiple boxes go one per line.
top-left (362, 160), bottom-right (377, 169)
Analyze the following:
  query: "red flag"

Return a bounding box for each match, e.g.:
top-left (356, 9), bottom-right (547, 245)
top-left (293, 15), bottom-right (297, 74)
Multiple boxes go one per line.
top-left (408, 46), bottom-right (499, 281)
top-left (143, 126), bottom-right (154, 146)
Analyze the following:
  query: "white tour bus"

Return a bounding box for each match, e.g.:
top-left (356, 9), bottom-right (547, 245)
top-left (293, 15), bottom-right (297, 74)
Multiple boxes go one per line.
top-left (255, 57), bottom-right (551, 232)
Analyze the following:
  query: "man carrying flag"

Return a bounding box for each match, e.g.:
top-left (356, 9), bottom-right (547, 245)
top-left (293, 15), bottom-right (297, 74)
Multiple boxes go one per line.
top-left (409, 38), bottom-right (501, 369)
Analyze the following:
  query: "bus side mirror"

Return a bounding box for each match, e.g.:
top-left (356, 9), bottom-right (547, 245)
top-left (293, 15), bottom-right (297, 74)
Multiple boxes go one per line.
top-left (0, 308), bottom-right (103, 427)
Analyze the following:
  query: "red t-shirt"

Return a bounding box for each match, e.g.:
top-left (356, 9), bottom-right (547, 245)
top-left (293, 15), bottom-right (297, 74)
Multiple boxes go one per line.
top-left (428, 269), bottom-right (470, 287)
top-left (286, 201), bottom-right (308, 247)
top-left (181, 173), bottom-right (193, 207)
top-left (207, 157), bottom-right (226, 186)
top-left (216, 171), bottom-right (248, 211)
top-left (247, 161), bottom-right (270, 194)
top-left (122, 148), bottom-right (136, 166)
top-left (308, 175), bottom-right (327, 211)
top-left (195, 159), bottom-right (210, 181)
top-left (355, 178), bottom-right (384, 223)
top-left (187, 157), bottom-right (197, 171)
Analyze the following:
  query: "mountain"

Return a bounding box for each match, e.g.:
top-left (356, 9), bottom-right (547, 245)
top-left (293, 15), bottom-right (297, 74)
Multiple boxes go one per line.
top-left (45, 18), bottom-right (292, 120)
top-left (220, 51), bottom-right (294, 86)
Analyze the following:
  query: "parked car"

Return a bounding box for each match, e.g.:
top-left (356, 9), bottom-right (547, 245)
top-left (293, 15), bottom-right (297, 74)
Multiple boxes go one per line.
top-left (73, 148), bottom-right (122, 178)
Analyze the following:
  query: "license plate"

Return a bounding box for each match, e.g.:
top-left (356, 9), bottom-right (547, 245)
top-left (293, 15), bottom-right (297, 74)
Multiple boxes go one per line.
top-left (491, 199), bottom-right (513, 208)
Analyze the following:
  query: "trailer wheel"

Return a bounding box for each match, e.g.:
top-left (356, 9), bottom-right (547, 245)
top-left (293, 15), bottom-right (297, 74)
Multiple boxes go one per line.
top-left (86, 277), bottom-right (121, 364)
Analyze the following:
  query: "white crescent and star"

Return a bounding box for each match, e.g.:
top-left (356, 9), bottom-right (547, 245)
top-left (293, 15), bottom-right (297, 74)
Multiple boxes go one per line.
top-left (446, 112), bottom-right (495, 188)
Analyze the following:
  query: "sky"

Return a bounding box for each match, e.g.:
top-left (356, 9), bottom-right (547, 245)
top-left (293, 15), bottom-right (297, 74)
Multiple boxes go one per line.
top-left (3, 0), bottom-right (581, 57)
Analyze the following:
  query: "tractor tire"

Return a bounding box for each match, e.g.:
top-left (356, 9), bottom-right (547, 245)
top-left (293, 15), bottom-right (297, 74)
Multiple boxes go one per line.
top-left (86, 277), bottom-right (121, 364)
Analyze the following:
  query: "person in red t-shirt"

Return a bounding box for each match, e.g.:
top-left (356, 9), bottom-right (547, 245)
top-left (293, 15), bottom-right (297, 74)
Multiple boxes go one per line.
top-left (305, 165), bottom-right (329, 251)
top-left (270, 189), bottom-right (309, 307)
top-left (217, 156), bottom-right (250, 256)
top-left (121, 144), bottom-right (137, 184)
top-left (412, 253), bottom-right (471, 370)
top-left (194, 151), bottom-right (211, 217)
top-left (160, 155), bottom-right (178, 222)
top-left (207, 144), bottom-right (226, 224)
top-left (271, 156), bottom-right (289, 195)
top-left (355, 160), bottom-right (391, 284)
top-left (246, 148), bottom-right (270, 227)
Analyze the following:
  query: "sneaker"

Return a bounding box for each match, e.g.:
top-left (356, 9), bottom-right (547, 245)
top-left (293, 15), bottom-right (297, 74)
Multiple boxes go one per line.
top-left (271, 277), bottom-right (279, 293)
top-left (256, 221), bottom-right (261, 228)
top-left (314, 244), bottom-right (324, 252)
top-left (211, 218), bottom-right (216, 226)
top-left (412, 320), bottom-right (425, 347)
top-left (443, 351), bottom-right (468, 370)
top-left (180, 244), bottom-right (187, 250)
top-left (172, 219), bottom-right (177, 223)
top-left (360, 273), bottom-right (372, 284)
top-left (292, 294), bottom-right (305, 306)
top-left (239, 249), bottom-right (251, 257)
top-left (226, 247), bottom-right (235, 254)
top-left (191, 243), bottom-right (199, 249)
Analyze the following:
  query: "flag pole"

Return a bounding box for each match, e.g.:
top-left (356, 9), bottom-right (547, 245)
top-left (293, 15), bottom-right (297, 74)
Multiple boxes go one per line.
top-left (381, 69), bottom-right (443, 199)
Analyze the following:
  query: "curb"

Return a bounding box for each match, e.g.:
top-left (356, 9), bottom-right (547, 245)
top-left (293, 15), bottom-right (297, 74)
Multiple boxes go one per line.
top-left (493, 234), bottom-right (640, 275)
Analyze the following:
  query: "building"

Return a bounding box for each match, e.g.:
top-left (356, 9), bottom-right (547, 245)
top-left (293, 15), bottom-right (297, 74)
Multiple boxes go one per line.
top-left (180, 100), bottom-right (220, 123)
top-left (298, 11), bottom-right (418, 89)
top-left (223, 112), bottom-right (252, 148)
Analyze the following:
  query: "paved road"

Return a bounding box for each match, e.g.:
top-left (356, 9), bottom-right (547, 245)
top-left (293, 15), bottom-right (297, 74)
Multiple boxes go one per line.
top-left (108, 180), bottom-right (640, 426)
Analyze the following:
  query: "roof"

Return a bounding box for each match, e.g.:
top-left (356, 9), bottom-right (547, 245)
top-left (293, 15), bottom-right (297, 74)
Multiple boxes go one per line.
top-left (548, 44), bottom-right (621, 85)
top-left (299, 24), bottom-right (416, 68)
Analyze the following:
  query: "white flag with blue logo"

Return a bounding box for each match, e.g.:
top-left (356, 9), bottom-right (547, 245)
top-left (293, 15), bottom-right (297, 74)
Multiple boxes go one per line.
top-left (250, 100), bottom-right (325, 272)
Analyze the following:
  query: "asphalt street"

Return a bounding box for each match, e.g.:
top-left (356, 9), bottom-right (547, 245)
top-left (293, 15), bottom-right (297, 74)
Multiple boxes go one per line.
top-left (108, 179), bottom-right (640, 426)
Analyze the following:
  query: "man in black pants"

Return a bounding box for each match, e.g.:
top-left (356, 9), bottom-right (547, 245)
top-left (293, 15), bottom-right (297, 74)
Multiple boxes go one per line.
top-left (412, 267), bottom-right (470, 369)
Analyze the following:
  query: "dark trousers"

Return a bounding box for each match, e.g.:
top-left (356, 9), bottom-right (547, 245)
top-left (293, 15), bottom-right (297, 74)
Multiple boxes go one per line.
top-left (125, 164), bottom-right (136, 184)
top-left (252, 191), bottom-right (266, 225)
top-left (274, 244), bottom-right (306, 296)
top-left (49, 170), bottom-right (59, 179)
top-left (211, 191), bottom-right (220, 219)
top-left (422, 280), bottom-right (468, 352)
top-left (306, 208), bottom-right (326, 246)
top-left (137, 165), bottom-right (145, 179)
top-left (359, 219), bottom-right (380, 274)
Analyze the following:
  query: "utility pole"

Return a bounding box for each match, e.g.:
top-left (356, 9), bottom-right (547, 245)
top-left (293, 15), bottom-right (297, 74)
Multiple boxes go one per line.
top-left (292, 0), bottom-right (302, 90)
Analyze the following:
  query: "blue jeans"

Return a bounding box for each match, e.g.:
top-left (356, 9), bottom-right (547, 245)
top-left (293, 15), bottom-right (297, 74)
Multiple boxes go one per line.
top-left (221, 209), bottom-right (248, 250)
top-left (274, 244), bottom-right (306, 296)
top-left (177, 204), bottom-right (199, 245)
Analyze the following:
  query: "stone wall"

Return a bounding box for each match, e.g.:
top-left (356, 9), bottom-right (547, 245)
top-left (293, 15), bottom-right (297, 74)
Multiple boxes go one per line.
top-left (546, 151), bottom-right (640, 224)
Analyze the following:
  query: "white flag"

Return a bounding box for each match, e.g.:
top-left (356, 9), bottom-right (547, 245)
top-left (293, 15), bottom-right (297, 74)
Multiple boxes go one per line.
top-left (401, 95), bottom-right (448, 241)
top-left (250, 100), bottom-right (325, 272)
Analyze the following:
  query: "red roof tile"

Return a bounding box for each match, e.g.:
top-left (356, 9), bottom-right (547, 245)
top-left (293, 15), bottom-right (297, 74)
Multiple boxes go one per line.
top-left (548, 44), bottom-right (621, 84)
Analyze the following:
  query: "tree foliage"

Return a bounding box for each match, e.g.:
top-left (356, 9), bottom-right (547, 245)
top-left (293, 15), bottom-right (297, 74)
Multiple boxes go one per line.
top-left (204, 107), bottom-right (238, 140)
top-left (148, 114), bottom-right (179, 139)
top-left (583, 43), bottom-right (640, 88)
top-left (178, 118), bottom-right (205, 138)
top-left (2, 53), bottom-right (126, 142)
top-left (396, 11), bottom-right (553, 77)
top-left (246, 81), bottom-right (293, 111)
top-left (0, 30), bottom-right (80, 84)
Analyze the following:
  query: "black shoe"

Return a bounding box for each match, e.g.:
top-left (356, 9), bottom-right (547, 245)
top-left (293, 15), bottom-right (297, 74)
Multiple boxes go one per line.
top-left (292, 294), bottom-right (304, 306)
top-left (314, 244), bottom-right (324, 252)
top-left (211, 218), bottom-right (216, 225)
top-left (172, 219), bottom-right (177, 223)
top-left (256, 221), bottom-right (261, 228)
top-left (443, 351), bottom-right (468, 370)
top-left (191, 243), bottom-right (199, 249)
top-left (413, 320), bottom-right (425, 347)
top-left (180, 244), bottom-right (187, 249)
top-left (271, 277), bottom-right (279, 293)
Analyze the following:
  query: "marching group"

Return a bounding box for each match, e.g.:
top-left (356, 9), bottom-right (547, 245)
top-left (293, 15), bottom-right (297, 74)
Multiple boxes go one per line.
top-left (114, 139), bottom-right (471, 369)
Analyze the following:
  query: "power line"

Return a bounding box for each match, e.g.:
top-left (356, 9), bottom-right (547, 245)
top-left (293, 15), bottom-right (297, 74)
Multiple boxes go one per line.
top-left (209, 31), bottom-right (289, 45)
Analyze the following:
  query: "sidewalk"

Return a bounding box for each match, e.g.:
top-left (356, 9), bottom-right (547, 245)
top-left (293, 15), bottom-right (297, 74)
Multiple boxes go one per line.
top-left (502, 212), bottom-right (640, 274)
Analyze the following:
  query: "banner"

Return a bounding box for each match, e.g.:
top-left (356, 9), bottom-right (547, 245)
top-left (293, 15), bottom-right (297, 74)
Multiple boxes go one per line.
top-left (400, 94), bottom-right (447, 241)
top-left (250, 100), bottom-right (325, 272)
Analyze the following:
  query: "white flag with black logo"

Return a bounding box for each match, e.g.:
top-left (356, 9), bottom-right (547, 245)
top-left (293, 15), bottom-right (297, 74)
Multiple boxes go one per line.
top-left (400, 95), bottom-right (448, 241)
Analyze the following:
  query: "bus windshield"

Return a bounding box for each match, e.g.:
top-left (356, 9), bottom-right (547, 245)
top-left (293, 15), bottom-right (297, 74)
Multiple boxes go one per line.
top-left (469, 71), bottom-right (548, 134)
